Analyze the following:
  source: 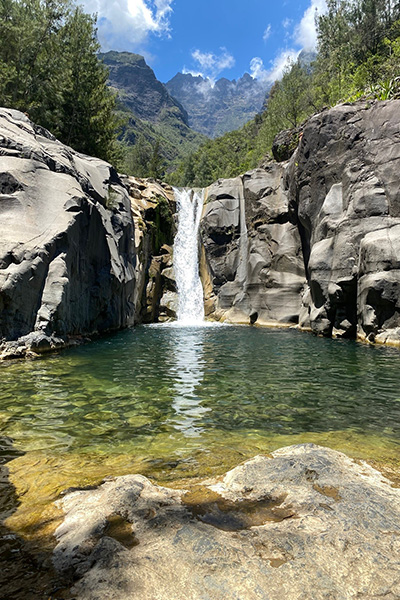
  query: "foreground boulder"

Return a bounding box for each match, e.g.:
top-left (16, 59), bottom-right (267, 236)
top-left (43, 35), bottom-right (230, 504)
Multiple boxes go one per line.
top-left (54, 444), bottom-right (400, 599)
top-left (0, 108), bottom-right (136, 358)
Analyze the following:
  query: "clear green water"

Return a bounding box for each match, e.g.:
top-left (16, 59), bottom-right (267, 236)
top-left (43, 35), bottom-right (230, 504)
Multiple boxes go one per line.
top-left (1, 324), bottom-right (400, 534)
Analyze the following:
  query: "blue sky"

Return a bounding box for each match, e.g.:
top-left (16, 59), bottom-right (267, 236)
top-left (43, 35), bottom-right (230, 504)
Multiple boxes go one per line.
top-left (80, 0), bottom-right (326, 83)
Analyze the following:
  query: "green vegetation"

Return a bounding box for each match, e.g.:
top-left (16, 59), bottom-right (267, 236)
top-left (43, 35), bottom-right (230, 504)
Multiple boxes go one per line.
top-left (152, 195), bottom-right (174, 253)
top-left (314, 0), bottom-right (400, 106)
top-left (0, 0), bottom-right (120, 163)
top-left (98, 50), bottom-right (207, 178)
top-left (118, 105), bottom-right (206, 178)
top-left (169, 0), bottom-right (400, 188)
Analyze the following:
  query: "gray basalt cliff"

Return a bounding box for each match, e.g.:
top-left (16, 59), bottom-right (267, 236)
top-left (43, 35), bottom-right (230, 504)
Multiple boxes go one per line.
top-left (0, 108), bottom-right (137, 358)
top-left (0, 109), bottom-right (176, 359)
top-left (200, 100), bottom-right (400, 346)
top-left (200, 166), bottom-right (305, 326)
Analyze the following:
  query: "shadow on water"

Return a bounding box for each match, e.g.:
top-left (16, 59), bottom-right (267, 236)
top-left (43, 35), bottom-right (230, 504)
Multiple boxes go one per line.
top-left (0, 436), bottom-right (70, 600)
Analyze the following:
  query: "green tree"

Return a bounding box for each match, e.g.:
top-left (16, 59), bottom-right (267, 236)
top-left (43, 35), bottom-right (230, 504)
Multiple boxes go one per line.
top-left (0, 0), bottom-right (119, 164)
top-left (124, 134), bottom-right (152, 177)
top-left (149, 140), bottom-right (165, 179)
top-left (59, 7), bottom-right (120, 161)
top-left (268, 62), bottom-right (311, 128)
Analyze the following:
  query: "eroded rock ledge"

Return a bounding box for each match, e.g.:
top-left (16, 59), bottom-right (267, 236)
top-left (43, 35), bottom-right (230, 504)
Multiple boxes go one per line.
top-left (54, 444), bottom-right (400, 600)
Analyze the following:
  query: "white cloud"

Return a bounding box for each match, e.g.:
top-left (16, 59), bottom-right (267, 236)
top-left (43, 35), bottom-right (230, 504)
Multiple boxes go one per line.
top-left (249, 57), bottom-right (268, 81)
top-left (263, 24), bottom-right (272, 42)
top-left (183, 48), bottom-right (235, 84)
top-left (79, 0), bottom-right (173, 51)
top-left (250, 49), bottom-right (300, 83)
top-left (294, 0), bottom-right (327, 49)
top-left (251, 0), bottom-right (327, 86)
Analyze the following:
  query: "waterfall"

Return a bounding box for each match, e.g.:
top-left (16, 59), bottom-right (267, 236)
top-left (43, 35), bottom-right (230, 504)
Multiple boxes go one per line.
top-left (173, 188), bottom-right (205, 324)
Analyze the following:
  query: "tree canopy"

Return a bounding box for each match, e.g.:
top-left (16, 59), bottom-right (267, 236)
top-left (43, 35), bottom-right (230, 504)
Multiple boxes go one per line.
top-left (0, 0), bottom-right (120, 163)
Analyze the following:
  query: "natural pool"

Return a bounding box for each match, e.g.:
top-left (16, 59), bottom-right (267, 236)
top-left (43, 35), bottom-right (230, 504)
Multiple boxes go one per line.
top-left (1, 324), bottom-right (400, 540)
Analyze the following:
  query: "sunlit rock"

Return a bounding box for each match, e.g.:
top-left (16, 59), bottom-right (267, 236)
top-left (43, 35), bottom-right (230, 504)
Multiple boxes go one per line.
top-left (54, 444), bottom-right (400, 600)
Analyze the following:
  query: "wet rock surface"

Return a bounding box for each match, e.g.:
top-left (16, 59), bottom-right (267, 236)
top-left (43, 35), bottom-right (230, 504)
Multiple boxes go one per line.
top-left (54, 444), bottom-right (400, 600)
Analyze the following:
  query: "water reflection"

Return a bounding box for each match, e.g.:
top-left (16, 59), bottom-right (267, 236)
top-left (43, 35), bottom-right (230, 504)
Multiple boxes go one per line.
top-left (167, 326), bottom-right (210, 437)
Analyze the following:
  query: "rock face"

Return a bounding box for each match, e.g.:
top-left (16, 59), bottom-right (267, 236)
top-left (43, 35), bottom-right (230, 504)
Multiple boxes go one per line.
top-left (0, 108), bottom-right (137, 358)
top-left (293, 101), bottom-right (400, 344)
top-left (200, 167), bottom-right (306, 325)
top-left (201, 100), bottom-right (400, 345)
top-left (166, 72), bottom-right (270, 138)
top-left (125, 175), bottom-right (177, 323)
top-left (53, 444), bottom-right (400, 600)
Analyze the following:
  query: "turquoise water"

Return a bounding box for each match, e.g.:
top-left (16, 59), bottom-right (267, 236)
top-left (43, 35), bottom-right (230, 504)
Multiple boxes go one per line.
top-left (1, 324), bottom-right (400, 533)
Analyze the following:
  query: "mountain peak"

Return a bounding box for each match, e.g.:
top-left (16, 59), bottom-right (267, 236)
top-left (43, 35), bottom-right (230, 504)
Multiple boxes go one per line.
top-left (100, 51), bottom-right (188, 125)
top-left (165, 71), bottom-right (270, 138)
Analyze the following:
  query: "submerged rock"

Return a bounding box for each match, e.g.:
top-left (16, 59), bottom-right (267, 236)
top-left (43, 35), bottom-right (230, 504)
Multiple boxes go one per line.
top-left (54, 444), bottom-right (400, 600)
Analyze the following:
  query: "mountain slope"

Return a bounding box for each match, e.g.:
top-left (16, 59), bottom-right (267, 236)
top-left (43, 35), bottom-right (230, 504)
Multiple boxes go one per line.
top-left (100, 51), bottom-right (188, 123)
top-left (99, 51), bottom-right (206, 173)
top-left (166, 72), bottom-right (270, 138)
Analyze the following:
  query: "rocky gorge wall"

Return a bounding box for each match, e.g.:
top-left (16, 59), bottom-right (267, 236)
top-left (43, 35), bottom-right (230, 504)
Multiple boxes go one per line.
top-left (1, 100), bottom-right (400, 356)
top-left (200, 99), bottom-right (400, 347)
top-left (0, 108), bottom-right (176, 358)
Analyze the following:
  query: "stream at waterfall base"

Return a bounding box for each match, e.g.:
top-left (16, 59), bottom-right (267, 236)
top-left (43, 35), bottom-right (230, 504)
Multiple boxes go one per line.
top-left (1, 323), bottom-right (400, 553)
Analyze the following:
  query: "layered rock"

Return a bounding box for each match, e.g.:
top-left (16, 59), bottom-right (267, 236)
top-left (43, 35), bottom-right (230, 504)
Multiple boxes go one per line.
top-left (53, 444), bottom-right (400, 600)
top-left (123, 175), bottom-right (176, 323)
top-left (0, 108), bottom-right (137, 358)
top-left (200, 100), bottom-right (400, 345)
top-left (200, 167), bottom-right (306, 325)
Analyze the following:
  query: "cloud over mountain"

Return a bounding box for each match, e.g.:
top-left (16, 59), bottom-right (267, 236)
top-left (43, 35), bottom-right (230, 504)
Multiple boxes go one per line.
top-left (183, 48), bottom-right (235, 83)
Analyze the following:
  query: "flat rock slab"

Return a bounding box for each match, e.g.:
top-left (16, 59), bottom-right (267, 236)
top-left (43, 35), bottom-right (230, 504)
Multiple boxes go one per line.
top-left (54, 444), bottom-right (400, 599)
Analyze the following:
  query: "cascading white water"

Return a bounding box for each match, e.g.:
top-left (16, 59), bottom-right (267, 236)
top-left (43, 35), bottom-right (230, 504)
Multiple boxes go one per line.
top-left (173, 188), bottom-right (205, 324)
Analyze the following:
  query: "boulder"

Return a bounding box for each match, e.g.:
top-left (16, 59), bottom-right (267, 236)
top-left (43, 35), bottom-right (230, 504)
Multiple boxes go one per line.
top-left (54, 444), bottom-right (400, 600)
top-left (0, 108), bottom-right (136, 358)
